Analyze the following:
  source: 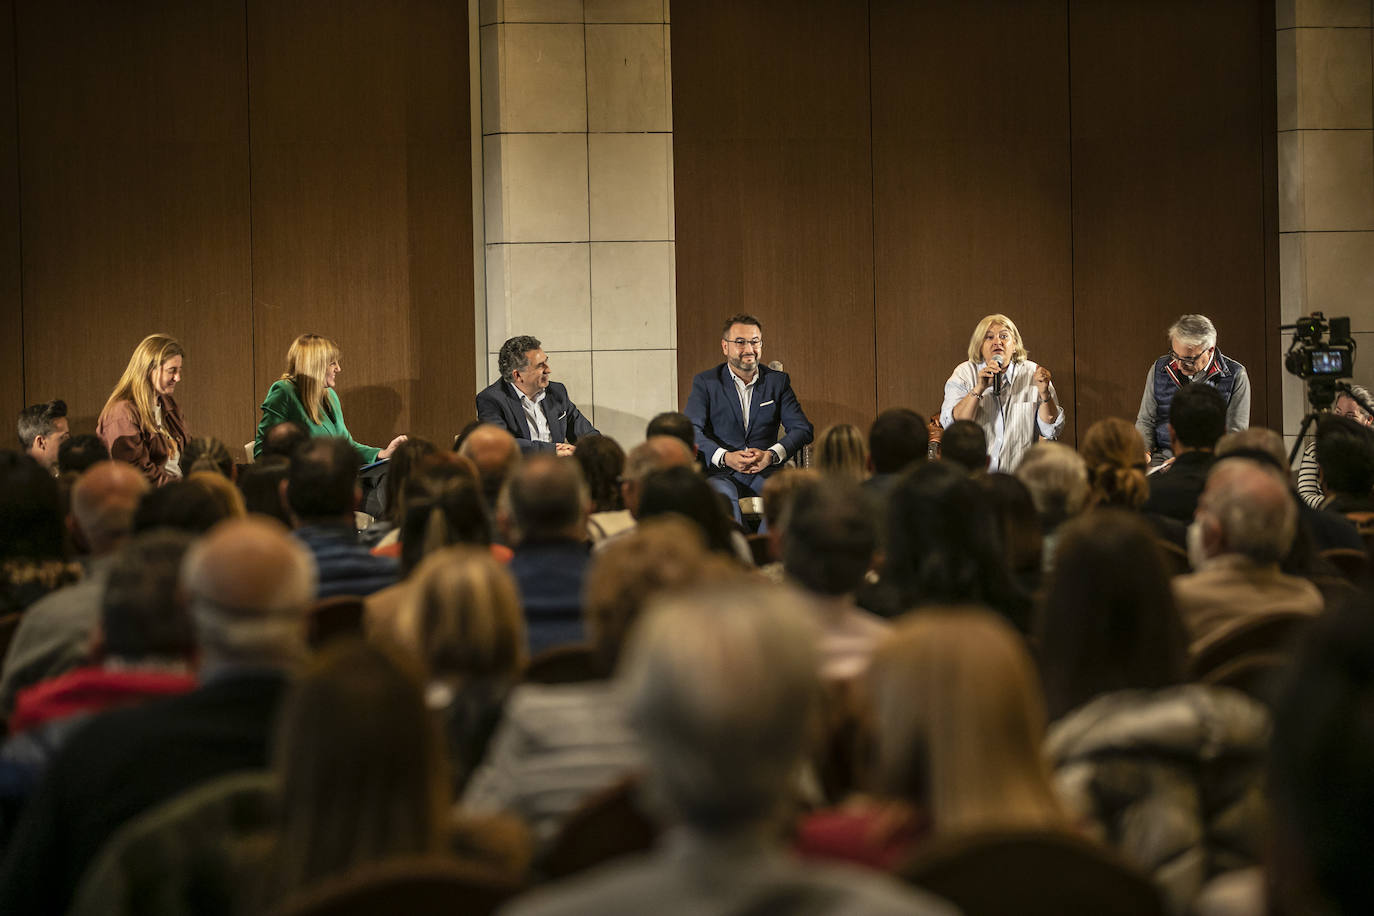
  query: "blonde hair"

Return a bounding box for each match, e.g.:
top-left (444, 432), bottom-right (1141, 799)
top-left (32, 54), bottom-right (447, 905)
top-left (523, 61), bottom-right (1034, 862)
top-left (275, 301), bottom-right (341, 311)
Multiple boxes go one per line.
top-left (395, 545), bottom-right (525, 683)
top-left (965, 314), bottom-right (1029, 365)
top-left (867, 607), bottom-right (1066, 837)
top-left (814, 424), bottom-right (869, 484)
top-left (281, 334), bottom-right (341, 426)
top-left (99, 334), bottom-right (184, 449)
top-left (185, 471), bottom-right (247, 519)
top-left (1080, 418), bottom-right (1149, 510)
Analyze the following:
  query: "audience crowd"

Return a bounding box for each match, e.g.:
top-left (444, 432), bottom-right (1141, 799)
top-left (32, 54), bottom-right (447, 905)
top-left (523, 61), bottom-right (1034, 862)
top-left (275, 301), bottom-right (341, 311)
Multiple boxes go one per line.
top-left (3, 373), bottom-right (1374, 915)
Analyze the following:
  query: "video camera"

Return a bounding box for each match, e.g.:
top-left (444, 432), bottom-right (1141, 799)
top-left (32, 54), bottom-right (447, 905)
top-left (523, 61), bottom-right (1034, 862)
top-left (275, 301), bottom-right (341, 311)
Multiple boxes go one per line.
top-left (1282, 312), bottom-right (1354, 411)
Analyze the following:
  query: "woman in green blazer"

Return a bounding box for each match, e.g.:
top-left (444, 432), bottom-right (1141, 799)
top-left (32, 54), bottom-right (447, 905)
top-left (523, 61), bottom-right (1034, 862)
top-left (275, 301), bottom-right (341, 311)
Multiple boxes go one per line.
top-left (254, 333), bottom-right (406, 465)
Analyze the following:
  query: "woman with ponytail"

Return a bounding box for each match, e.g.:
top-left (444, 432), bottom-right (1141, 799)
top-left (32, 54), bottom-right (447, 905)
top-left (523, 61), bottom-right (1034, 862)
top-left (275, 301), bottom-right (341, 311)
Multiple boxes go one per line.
top-left (97, 334), bottom-right (188, 486)
top-left (1079, 417), bottom-right (1150, 511)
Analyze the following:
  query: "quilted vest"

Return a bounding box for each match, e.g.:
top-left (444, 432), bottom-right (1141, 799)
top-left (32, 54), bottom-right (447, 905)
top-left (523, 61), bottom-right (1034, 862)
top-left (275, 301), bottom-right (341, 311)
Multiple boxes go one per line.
top-left (1150, 350), bottom-right (1241, 454)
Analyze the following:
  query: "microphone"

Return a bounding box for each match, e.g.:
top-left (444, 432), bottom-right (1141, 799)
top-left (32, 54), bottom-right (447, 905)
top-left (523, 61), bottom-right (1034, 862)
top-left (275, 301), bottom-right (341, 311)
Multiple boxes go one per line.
top-left (992, 353), bottom-right (1004, 397)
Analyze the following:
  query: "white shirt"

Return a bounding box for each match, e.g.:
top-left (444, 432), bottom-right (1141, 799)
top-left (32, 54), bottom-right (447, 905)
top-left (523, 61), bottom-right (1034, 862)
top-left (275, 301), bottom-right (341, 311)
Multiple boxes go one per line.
top-left (516, 387), bottom-right (552, 443)
top-left (710, 369), bottom-right (788, 470)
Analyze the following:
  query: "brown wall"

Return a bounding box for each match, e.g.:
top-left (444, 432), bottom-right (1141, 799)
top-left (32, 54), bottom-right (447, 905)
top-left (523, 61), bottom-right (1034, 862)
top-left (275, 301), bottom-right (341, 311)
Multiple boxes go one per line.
top-left (673, 0), bottom-right (1278, 444)
top-left (0, 0), bottom-right (21, 435)
top-left (0, 0), bottom-right (474, 455)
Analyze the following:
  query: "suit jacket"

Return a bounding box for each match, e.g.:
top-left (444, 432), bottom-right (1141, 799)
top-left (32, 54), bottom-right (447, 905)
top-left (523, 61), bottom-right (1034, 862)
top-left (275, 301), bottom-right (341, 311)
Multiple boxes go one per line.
top-left (684, 364), bottom-right (813, 484)
top-left (476, 380), bottom-right (597, 455)
top-left (1143, 450), bottom-right (1214, 523)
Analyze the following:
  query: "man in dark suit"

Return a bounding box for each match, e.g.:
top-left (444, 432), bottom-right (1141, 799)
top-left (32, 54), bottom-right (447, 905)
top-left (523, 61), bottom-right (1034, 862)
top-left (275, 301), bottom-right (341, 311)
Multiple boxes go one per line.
top-left (476, 335), bottom-right (597, 455)
top-left (0, 517), bottom-right (315, 915)
top-left (684, 314), bottom-right (813, 523)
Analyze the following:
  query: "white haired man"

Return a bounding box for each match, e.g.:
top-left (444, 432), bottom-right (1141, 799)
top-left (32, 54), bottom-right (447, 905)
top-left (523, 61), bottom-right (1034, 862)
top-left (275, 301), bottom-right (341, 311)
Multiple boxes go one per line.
top-left (1137, 314), bottom-right (1250, 466)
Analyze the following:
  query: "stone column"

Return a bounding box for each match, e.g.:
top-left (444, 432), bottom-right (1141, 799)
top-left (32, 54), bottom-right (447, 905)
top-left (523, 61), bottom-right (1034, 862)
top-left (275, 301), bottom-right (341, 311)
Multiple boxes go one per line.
top-left (479, 0), bottom-right (675, 448)
top-left (1278, 0), bottom-right (1374, 453)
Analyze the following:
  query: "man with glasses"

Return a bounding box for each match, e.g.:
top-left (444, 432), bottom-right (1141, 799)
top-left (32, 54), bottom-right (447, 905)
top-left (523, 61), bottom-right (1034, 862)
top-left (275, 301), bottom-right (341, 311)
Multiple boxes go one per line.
top-left (1136, 314), bottom-right (1249, 466)
top-left (684, 314), bottom-right (813, 524)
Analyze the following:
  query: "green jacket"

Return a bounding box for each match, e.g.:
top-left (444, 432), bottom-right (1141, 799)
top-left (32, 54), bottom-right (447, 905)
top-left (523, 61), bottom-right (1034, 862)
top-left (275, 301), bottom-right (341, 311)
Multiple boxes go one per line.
top-left (253, 379), bottom-right (379, 465)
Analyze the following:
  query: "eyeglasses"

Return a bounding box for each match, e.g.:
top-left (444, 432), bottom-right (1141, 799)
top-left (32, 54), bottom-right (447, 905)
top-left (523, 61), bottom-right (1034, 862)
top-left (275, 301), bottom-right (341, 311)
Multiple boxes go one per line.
top-left (724, 337), bottom-right (763, 348)
top-left (1171, 348), bottom-right (1211, 366)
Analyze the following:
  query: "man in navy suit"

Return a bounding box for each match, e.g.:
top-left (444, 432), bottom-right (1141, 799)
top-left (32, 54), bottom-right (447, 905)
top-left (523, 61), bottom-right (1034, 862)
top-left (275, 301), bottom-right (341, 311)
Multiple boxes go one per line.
top-left (685, 314), bottom-right (813, 522)
top-left (476, 335), bottom-right (598, 455)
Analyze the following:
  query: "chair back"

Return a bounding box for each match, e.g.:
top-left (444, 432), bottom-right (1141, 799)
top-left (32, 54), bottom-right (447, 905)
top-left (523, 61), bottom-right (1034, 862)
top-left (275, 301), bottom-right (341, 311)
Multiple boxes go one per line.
top-left (1154, 538), bottom-right (1191, 577)
top-left (1319, 547), bottom-right (1367, 582)
top-left (307, 596), bottom-right (366, 649)
top-left (1187, 611), bottom-right (1314, 709)
top-left (522, 644), bottom-right (599, 685)
top-left (268, 857), bottom-right (522, 916)
top-left (902, 829), bottom-right (1167, 916)
top-left (539, 776), bottom-right (657, 880)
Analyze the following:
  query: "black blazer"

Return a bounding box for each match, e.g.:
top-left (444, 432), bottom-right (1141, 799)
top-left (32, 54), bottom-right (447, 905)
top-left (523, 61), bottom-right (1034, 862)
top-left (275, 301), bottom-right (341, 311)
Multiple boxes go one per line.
top-left (475, 379), bottom-right (597, 454)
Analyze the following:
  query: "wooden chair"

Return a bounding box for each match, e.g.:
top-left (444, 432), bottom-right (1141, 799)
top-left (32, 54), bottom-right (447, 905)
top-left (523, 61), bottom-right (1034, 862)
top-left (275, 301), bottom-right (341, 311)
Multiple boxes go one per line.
top-left (746, 532), bottom-right (772, 567)
top-left (522, 644), bottom-right (599, 685)
top-left (1187, 611), bottom-right (1314, 708)
top-left (1154, 538), bottom-right (1191, 577)
top-left (307, 596), bottom-right (366, 649)
top-left (902, 830), bottom-right (1167, 916)
top-left (1319, 547), bottom-right (1368, 582)
top-left (268, 857), bottom-right (522, 916)
top-left (539, 776), bottom-right (657, 880)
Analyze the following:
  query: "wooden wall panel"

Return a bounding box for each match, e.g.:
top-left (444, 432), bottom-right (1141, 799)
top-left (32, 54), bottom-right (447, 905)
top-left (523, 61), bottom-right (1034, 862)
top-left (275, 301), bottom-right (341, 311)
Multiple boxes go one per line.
top-left (14, 0), bottom-right (253, 445)
top-left (871, 0), bottom-right (1074, 437)
top-left (0, 0), bottom-right (21, 432)
top-left (247, 0), bottom-right (474, 450)
top-left (1069, 0), bottom-right (1273, 437)
top-left (672, 0), bottom-right (875, 435)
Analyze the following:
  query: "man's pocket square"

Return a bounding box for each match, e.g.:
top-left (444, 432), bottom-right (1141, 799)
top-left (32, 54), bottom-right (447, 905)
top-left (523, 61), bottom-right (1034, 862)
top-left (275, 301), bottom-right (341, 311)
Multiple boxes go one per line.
top-left (759, 400), bottom-right (774, 407)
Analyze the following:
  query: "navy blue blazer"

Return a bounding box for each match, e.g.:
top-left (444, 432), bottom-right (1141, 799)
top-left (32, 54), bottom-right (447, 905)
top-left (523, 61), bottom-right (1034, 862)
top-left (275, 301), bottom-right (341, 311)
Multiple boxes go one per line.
top-left (684, 363), bottom-right (813, 483)
top-left (475, 379), bottom-right (597, 455)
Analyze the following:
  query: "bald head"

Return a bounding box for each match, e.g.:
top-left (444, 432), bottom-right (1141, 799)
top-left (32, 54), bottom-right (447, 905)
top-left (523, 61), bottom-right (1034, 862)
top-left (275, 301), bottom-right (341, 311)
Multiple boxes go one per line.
top-left (505, 454), bottom-right (589, 541)
top-left (1196, 458), bottom-right (1297, 566)
top-left (181, 517), bottom-right (316, 669)
top-left (71, 461), bottom-right (149, 555)
top-left (459, 424), bottom-right (522, 509)
top-left (623, 436), bottom-right (695, 517)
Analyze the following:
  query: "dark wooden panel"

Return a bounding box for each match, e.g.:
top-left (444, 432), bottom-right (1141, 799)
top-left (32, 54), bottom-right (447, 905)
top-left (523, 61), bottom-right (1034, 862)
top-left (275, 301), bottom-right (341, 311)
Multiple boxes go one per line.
top-left (0, 0), bottom-right (21, 431)
top-left (15, 0), bottom-right (253, 445)
top-left (672, 0), bottom-right (875, 435)
top-left (247, 0), bottom-right (474, 450)
top-left (1070, 0), bottom-right (1272, 437)
top-left (871, 0), bottom-right (1074, 438)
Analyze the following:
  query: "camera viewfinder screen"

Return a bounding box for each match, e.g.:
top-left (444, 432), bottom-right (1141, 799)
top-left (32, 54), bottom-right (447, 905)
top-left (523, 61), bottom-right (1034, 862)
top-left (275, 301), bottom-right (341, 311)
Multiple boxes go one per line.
top-left (1312, 350), bottom-right (1346, 374)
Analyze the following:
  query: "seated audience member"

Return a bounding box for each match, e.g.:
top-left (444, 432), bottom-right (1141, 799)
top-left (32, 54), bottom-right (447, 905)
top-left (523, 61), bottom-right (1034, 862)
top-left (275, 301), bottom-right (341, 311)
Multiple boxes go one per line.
top-left (867, 461), bottom-right (1030, 630)
top-left (1013, 442), bottom-right (1089, 571)
top-left (574, 434), bottom-right (629, 543)
top-left (236, 459), bottom-right (292, 525)
top-left (501, 455), bottom-right (593, 654)
top-left (798, 608), bottom-right (1067, 872)
top-left (758, 468), bottom-right (823, 580)
top-left (365, 460), bottom-right (495, 639)
top-left (0, 452), bottom-right (82, 618)
top-left (16, 400), bottom-right (69, 475)
top-left (133, 478), bottom-right (237, 536)
top-left (864, 408), bottom-right (929, 503)
top-left (503, 583), bottom-right (954, 916)
top-left (360, 436), bottom-right (438, 548)
top-left (1269, 606), bottom-right (1374, 916)
top-left (1080, 418), bottom-right (1150, 511)
top-left (781, 482), bottom-right (887, 682)
top-left (185, 471), bottom-right (247, 520)
top-left (0, 532), bottom-right (197, 819)
top-left (0, 518), bottom-right (315, 915)
top-left (939, 420), bottom-right (988, 474)
top-left (814, 423), bottom-right (869, 484)
top-left (394, 546), bottom-right (525, 795)
top-left (181, 436), bottom-right (236, 480)
top-left (258, 420), bottom-right (310, 463)
top-left (594, 435), bottom-right (695, 549)
top-left (1295, 382), bottom-right (1374, 508)
top-left (459, 423), bottom-right (523, 523)
top-left (645, 411), bottom-right (697, 458)
top-left (1174, 458), bottom-right (1322, 653)
top-left (249, 639), bottom-right (526, 909)
top-left (464, 519), bottom-right (728, 848)
top-left (637, 465), bottom-right (750, 563)
top-left (1313, 413), bottom-right (1374, 531)
top-left (1142, 382), bottom-right (1227, 523)
top-left (287, 437), bottom-right (399, 599)
top-left (1040, 509), bottom-right (1269, 913)
top-left (0, 462), bottom-right (146, 719)
top-left (57, 434), bottom-right (110, 476)
top-left (977, 473), bottom-right (1044, 596)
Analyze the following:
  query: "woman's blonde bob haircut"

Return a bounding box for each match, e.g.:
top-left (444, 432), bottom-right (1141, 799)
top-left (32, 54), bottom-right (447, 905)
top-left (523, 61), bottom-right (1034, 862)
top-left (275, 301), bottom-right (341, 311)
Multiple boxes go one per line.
top-left (867, 607), bottom-right (1066, 837)
top-left (282, 333), bottom-right (341, 426)
top-left (813, 424), bottom-right (869, 485)
top-left (965, 314), bottom-right (1029, 365)
top-left (99, 334), bottom-right (185, 448)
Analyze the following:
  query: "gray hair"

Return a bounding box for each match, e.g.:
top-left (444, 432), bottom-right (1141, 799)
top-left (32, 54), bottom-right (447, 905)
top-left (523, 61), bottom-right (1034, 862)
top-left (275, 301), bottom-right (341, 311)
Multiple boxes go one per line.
top-left (620, 583), bottom-right (821, 834)
top-left (498, 335), bottom-right (541, 383)
top-left (1014, 442), bottom-right (1089, 529)
top-left (1342, 384), bottom-right (1374, 420)
top-left (1167, 314), bottom-right (1217, 350)
top-left (1201, 458), bottom-right (1297, 565)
